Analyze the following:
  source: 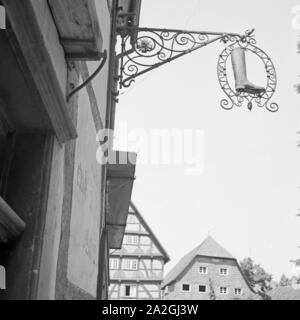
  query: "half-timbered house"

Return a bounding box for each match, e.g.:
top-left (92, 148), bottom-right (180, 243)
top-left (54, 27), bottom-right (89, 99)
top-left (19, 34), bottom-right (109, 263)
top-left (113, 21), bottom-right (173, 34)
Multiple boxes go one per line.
top-left (108, 203), bottom-right (170, 300)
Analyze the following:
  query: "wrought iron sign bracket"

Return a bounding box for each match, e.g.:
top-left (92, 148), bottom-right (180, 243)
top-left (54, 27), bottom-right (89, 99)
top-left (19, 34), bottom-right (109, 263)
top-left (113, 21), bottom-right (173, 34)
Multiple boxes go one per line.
top-left (115, 23), bottom-right (278, 112)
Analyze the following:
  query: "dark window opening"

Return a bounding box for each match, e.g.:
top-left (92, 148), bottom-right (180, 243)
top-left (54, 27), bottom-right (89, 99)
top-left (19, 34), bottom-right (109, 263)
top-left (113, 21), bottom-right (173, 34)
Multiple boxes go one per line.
top-left (182, 284), bottom-right (190, 291)
top-left (199, 285), bottom-right (206, 292)
top-left (125, 285), bottom-right (131, 297)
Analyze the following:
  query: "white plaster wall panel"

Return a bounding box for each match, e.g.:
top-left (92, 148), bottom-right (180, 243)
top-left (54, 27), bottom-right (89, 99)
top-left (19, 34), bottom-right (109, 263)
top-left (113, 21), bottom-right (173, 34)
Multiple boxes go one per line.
top-left (67, 85), bottom-right (101, 296)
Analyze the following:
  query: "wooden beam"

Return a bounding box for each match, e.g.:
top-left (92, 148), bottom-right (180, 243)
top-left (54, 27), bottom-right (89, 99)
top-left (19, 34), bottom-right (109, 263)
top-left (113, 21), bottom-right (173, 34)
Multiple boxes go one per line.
top-left (0, 196), bottom-right (26, 242)
top-left (48, 0), bottom-right (103, 60)
top-left (106, 151), bottom-right (137, 249)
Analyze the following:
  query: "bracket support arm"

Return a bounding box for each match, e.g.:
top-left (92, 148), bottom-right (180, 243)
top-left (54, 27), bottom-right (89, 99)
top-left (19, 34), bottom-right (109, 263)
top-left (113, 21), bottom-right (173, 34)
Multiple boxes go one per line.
top-left (116, 27), bottom-right (254, 89)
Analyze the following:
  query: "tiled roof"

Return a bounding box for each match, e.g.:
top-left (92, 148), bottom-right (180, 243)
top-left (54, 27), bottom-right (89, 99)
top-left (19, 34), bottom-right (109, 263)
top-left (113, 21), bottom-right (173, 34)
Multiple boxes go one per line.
top-left (269, 286), bottom-right (300, 300)
top-left (162, 236), bottom-right (235, 288)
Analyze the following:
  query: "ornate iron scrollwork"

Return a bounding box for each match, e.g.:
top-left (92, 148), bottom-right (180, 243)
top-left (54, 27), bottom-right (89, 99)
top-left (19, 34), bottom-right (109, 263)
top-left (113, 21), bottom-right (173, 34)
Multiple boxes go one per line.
top-left (217, 32), bottom-right (278, 112)
top-left (117, 28), bottom-right (243, 89)
top-left (116, 26), bottom-right (278, 112)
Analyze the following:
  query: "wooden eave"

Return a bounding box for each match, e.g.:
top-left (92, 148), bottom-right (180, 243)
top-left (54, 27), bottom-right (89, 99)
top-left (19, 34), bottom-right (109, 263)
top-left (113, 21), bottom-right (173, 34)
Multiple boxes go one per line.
top-left (48, 0), bottom-right (103, 60)
top-left (106, 151), bottom-right (137, 249)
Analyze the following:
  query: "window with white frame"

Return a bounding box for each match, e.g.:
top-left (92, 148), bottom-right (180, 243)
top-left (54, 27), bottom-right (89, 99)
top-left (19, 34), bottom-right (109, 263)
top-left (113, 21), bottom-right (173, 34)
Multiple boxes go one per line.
top-left (122, 259), bottom-right (138, 270)
top-left (181, 284), bottom-right (191, 292)
top-left (124, 284), bottom-right (137, 298)
top-left (124, 235), bottom-right (139, 245)
top-left (220, 287), bottom-right (228, 294)
top-left (219, 268), bottom-right (228, 276)
top-left (109, 258), bottom-right (119, 270)
top-left (234, 288), bottom-right (242, 295)
top-left (140, 236), bottom-right (151, 245)
top-left (199, 266), bottom-right (208, 274)
top-left (198, 285), bottom-right (206, 293)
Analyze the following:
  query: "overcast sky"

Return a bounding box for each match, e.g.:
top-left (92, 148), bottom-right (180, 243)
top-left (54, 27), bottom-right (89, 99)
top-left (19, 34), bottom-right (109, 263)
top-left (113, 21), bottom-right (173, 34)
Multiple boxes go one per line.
top-left (113, 0), bottom-right (300, 280)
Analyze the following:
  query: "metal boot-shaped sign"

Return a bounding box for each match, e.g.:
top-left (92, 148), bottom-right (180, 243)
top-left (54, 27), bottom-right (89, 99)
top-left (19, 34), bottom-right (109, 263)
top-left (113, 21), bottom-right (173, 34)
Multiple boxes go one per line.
top-left (217, 30), bottom-right (278, 112)
top-left (231, 47), bottom-right (265, 95)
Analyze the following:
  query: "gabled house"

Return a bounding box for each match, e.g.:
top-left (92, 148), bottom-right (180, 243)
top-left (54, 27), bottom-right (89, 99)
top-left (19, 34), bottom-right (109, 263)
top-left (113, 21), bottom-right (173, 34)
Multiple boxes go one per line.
top-left (108, 203), bottom-right (170, 300)
top-left (161, 236), bottom-right (256, 300)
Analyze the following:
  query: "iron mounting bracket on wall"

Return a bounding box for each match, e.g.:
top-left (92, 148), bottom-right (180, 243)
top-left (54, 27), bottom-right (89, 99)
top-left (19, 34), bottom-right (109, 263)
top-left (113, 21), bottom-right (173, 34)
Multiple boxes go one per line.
top-left (115, 24), bottom-right (278, 112)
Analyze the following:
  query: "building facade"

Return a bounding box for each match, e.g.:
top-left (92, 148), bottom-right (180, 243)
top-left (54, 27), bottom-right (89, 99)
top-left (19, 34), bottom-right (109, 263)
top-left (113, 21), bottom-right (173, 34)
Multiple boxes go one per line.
top-left (108, 203), bottom-right (170, 300)
top-left (162, 236), bottom-right (256, 300)
top-left (0, 0), bottom-right (141, 300)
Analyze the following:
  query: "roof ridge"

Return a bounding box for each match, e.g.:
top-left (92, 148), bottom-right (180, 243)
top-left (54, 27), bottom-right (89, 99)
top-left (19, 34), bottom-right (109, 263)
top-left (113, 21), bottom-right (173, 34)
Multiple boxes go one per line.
top-left (195, 236), bottom-right (235, 259)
